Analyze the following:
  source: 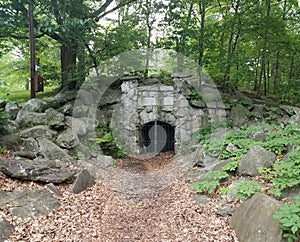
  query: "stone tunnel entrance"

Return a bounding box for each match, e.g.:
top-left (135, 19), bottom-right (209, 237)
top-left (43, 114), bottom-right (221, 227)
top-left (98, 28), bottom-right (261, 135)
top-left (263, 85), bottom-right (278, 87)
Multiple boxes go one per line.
top-left (141, 120), bottom-right (175, 153)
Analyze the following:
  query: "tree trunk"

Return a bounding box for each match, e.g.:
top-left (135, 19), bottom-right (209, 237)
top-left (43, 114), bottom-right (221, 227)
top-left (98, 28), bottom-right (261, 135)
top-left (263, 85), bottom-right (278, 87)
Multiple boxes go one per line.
top-left (61, 42), bottom-right (78, 90)
top-left (256, 0), bottom-right (271, 98)
top-left (198, 0), bottom-right (206, 68)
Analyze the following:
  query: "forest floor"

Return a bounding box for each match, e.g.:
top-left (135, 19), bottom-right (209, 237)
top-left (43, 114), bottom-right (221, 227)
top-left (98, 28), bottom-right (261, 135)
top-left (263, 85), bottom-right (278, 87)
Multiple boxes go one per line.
top-left (1, 152), bottom-right (240, 242)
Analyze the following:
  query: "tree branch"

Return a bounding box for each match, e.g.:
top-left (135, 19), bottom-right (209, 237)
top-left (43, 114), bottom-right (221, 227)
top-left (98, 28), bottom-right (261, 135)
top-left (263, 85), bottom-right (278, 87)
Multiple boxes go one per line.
top-left (94, 0), bottom-right (137, 22)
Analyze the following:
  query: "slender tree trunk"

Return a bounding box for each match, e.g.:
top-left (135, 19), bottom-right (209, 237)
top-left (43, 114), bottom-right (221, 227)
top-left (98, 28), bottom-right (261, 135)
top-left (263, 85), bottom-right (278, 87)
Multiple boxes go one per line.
top-left (256, 0), bottom-right (271, 98)
top-left (222, 0), bottom-right (241, 90)
top-left (198, 0), bottom-right (206, 68)
top-left (273, 51), bottom-right (280, 94)
top-left (144, 0), bottom-right (153, 78)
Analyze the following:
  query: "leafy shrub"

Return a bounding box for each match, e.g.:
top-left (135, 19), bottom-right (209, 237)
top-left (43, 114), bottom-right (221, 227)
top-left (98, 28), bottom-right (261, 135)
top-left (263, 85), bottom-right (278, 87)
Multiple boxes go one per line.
top-left (234, 180), bottom-right (262, 199)
top-left (273, 196), bottom-right (300, 242)
top-left (90, 130), bottom-right (128, 158)
top-left (189, 170), bottom-right (229, 195)
top-left (269, 151), bottom-right (300, 197)
top-left (222, 160), bottom-right (239, 172)
top-left (197, 122), bottom-right (226, 142)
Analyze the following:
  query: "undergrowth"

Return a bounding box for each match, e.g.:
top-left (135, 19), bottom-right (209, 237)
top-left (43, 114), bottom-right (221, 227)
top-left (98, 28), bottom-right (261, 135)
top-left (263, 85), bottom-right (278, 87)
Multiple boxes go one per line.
top-left (191, 122), bottom-right (300, 241)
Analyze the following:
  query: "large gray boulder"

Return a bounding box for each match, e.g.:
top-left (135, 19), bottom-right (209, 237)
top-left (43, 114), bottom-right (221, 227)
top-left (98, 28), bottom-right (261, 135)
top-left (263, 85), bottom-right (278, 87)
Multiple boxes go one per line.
top-left (23, 137), bottom-right (39, 155)
top-left (0, 134), bottom-right (20, 150)
top-left (231, 193), bottom-right (283, 242)
top-left (238, 146), bottom-right (276, 176)
top-left (0, 158), bottom-right (76, 184)
top-left (56, 128), bottom-right (79, 149)
top-left (65, 116), bottom-right (96, 136)
top-left (36, 137), bottom-right (74, 162)
top-left (70, 169), bottom-right (95, 194)
top-left (0, 215), bottom-right (14, 242)
top-left (44, 90), bottom-right (77, 109)
top-left (22, 98), bottom-right (47, 112)
top-left (229, 104), bottom-right (249, 127)
top-left (5, 102), bottom-right (19, 119)
top-left (0, 189), bottom-right (60, 219)
top-left (20, 125), bottom-right (57, 140)
top-left (15, 110), bottom-right (48, 128)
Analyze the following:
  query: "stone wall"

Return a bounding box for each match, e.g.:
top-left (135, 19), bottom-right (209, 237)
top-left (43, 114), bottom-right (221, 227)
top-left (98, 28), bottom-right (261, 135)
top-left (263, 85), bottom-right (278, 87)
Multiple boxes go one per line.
top-left (111, 75), bottom-right (211, 155)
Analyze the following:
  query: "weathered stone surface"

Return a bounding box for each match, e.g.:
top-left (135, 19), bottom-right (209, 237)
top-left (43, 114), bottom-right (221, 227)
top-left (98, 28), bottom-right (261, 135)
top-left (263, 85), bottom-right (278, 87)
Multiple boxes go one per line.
top-left (15, 110), bottom-right (48, 128)
top-left (65, 117), bottom-right (95, 136)
top-left (56, 128), bottom-right (79, 149)
top-left (50, 121), bottom-right (65, 131)
top-left (0, 215), bottom-right (14, 242)
top-left (280, 186), bottom-right (300, 202)
top-left (59, 103), bottom-right (73, 115)
top-left (45, 108), bottom-right (65, 121)
top-left (23, 137), bottom-right (39, 155)
top-left (22, 98), bottom-right (47, 112)
top-left (94, 155), bottom-right (115, 168)
top-left (216, 206), bottom-right (236, 217)
top-left (46, 183), bottom-right (63, 197)
top-left (13, 151), bottom-right (35, 160)
top-left (70, 169), bottom-right (96, 194)
top-left (192, 194), bottom-right (211, 205)
top-left (252, 104), bottom-right (265, 119)
top-left (212, 159), bottom-right (233, 172)
top-left (248, 132), bottom-right (267, 142)
top-left (0, 122), bottom-right (17, 135)
top-left (0, 158), bottom-right (76, 184)
top-left (238, 146), bottom-right (276, 176)
top-left (20, 125), bottom-right (57, 140)
top-left (189, 99), bottom-right (206, 108)
top-left (0, 189), bottom-right (60, 219)
top-left (36, 137), bottom-right (74, 162)
top-left (5, 102), bottom-right (19, 119)
top-left (229, 104), bottom-right (249, 127)
top-left (45, 91), bottom-right (77, 109)
top-left (0, 134), bottom-right (20, 150)
top-left (226, 143), bottom-right (238, 153)
top-left (191, 146), bottom-right (205, 167)
top-left (231, 193), bottom-right (283, 242)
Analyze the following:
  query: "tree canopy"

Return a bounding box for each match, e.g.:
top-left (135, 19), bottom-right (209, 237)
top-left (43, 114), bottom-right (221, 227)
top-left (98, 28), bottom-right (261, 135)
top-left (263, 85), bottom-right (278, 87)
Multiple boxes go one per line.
top-left (1, 0), bottom-right (300, 102)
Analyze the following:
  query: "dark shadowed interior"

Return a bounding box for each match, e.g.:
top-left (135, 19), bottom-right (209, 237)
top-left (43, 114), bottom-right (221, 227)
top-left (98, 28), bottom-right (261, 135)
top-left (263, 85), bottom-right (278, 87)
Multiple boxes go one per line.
top-left (142, 120), bottom-right (175, 153)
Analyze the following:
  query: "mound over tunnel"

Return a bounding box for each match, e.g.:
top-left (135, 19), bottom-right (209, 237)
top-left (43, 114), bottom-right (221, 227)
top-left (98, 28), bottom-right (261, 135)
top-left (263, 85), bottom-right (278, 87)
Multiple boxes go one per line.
top-left (111, 75), bottom-right (225, 155)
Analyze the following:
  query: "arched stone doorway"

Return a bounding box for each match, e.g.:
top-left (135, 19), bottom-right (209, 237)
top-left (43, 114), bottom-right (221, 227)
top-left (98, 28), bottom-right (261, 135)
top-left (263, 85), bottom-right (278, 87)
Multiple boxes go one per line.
top-left (141, 120), bottom-right (175, 153)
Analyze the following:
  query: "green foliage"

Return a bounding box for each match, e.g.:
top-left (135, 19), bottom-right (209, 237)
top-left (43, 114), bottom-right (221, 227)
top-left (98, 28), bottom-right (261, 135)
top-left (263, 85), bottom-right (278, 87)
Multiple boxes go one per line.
top-left (202, 125), bottom-right (264, 159)
top-left (264, 124), bottom-right (300, 155)
top-left (0, 108), bottom-right (9, 126)
top-left (222, 160), bottom-right (239, 172)
top-left (197, 122), bottom-right (226, 142)
top-left (273, 196), bottom-right (300, 242)
top-left (90, 128), bottom-right (128, 159)
top-left (0, 146), bottom-right (7, 154)
top-left (201, 123), bottom-right (300, 161)
top-left (218, 186), bottom-right (233, 195)
top-left (258, 167), bottom-right (273, 180)
top-left (199, 123), bottom-right (300, 198)
top-left (93, 133), bottom-right (113, 144)
top-left (234, 181), bottom-right (262, 200)
top-left (189, 170), bottom-right (229, 195)
top-left (229, 99), bottom-right (252, 107)
top-left (269, 151), bottom-right (300, 197)
top-left (265, 114), bottom-right (278, 122)
top-left (188, 88), bottom-right (202, 101)
top-left (0, 88), bottom-right (57, 103)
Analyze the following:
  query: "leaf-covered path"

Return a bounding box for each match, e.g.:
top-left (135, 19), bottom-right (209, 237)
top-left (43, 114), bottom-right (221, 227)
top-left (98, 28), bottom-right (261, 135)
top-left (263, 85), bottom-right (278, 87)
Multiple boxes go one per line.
top-left (1, 154), bottom-right (239, 241)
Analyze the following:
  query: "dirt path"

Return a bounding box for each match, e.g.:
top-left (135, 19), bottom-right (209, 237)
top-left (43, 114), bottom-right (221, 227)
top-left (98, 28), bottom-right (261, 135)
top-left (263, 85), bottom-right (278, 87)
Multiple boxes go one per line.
top-left (1, 154), bottom-right (239, 241)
